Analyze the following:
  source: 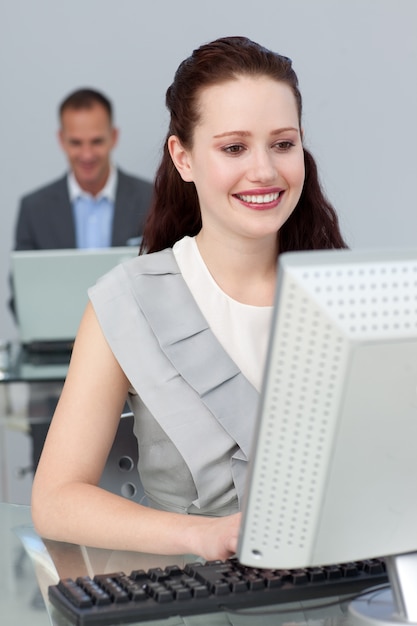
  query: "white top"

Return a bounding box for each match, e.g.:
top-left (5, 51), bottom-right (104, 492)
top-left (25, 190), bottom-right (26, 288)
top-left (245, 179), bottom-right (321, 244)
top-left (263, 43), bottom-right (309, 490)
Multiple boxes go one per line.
top-left (173, 236), bottom-right (273, 391)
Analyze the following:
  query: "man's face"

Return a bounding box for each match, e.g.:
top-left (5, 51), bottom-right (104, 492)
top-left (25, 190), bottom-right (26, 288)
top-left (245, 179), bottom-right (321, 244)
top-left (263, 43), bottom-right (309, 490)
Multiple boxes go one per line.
top-left (58, 103), bottom-right (118, 195)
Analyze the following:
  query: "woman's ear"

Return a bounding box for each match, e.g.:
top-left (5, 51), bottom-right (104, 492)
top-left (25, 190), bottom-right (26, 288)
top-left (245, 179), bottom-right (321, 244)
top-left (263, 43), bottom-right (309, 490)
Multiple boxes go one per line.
top-left (168, 135), bottom-right (194, 182)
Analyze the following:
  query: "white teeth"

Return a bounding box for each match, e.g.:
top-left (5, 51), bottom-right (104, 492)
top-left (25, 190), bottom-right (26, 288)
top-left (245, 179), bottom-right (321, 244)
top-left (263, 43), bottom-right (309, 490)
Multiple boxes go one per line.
top-left (237, 192), bottom-right (280, 204)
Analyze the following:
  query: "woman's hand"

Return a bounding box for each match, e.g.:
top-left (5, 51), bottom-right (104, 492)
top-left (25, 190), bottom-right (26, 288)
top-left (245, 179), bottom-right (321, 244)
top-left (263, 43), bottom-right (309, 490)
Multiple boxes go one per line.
top-left (187, 512), bottom-right (242, 561)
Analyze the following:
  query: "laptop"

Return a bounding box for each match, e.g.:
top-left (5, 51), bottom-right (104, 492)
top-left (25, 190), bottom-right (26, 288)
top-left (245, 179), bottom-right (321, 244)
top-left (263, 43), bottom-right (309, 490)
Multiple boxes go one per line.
top-left (11, 247), bottom-right (138, 351)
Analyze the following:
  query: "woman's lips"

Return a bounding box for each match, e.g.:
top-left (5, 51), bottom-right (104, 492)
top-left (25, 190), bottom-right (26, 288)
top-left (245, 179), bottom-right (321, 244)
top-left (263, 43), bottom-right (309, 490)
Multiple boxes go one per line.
top-left (234, 190), bottom-right (284, 209)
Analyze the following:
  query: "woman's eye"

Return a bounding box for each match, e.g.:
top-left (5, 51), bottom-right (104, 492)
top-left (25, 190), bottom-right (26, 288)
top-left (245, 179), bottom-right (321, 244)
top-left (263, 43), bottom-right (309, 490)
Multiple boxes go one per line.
top-left (275, 141), bottom-right (295, 151)
top-left (223, 144), bottom-right (244, 154)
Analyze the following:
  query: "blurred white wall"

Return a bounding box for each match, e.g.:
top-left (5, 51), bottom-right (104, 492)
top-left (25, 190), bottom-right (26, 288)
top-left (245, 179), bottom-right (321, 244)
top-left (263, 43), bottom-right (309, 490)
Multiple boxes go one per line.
top-left (1, 0), bottom-right (416, 340)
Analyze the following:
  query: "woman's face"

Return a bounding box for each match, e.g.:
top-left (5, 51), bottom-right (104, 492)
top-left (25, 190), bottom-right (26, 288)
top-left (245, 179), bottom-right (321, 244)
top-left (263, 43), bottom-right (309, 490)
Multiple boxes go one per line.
top-left (169, 75), bottom-right (305, 245)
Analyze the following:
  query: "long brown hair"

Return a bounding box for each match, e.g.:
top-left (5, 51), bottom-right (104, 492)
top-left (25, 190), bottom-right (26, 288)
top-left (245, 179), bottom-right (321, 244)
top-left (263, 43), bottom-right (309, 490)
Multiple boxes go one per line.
top-left (141, 36), bottom-right (347, 253)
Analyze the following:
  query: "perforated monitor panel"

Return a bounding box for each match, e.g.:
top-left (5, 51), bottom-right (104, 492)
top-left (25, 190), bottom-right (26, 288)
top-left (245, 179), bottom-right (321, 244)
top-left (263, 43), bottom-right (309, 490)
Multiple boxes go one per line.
top-left (238, 248), bottom-right (417, 569)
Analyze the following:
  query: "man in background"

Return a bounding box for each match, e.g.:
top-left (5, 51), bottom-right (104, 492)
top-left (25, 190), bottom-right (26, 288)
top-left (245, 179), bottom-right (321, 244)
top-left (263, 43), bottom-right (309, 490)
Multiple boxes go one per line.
top-left (12, 87), bottom-right (153, 472)
top-left (15, 87), bottom-right (153, 251)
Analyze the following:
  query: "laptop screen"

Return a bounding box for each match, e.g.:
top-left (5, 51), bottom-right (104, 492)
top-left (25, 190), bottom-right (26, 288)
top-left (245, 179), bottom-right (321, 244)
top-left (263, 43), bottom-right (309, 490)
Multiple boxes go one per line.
top-left (11, 247), bottom-right (137, 349)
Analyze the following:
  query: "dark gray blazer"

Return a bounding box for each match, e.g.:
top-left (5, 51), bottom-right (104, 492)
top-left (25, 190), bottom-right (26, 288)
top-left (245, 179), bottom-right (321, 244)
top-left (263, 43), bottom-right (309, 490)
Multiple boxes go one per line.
top-left (15, 169), bottom-right (154, 250)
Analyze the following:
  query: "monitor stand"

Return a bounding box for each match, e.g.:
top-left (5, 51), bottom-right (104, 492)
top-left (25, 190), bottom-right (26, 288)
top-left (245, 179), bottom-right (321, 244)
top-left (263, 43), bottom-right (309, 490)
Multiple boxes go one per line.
top-left (349, 552), bottom-right (417, 626)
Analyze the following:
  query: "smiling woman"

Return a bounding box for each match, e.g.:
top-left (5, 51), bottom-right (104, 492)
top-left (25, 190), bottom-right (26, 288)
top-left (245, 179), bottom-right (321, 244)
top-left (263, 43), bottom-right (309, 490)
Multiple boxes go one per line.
top-left (32, 36), bottom-right (347, 562)
top-left (167, 76), bottom-right (305, 256)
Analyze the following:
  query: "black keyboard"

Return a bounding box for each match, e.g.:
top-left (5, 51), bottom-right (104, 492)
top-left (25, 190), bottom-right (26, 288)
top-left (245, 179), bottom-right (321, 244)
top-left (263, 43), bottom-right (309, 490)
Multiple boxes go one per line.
top-left (48, 557), bottom-right (388, 625)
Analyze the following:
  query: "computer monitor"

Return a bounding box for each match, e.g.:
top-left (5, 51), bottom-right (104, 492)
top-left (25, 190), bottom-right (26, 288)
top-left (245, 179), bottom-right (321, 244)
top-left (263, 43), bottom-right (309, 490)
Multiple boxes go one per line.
top-left (237, 247), bottom-right (417, 625)
top-left (11, 247), bottom-right (138, 347)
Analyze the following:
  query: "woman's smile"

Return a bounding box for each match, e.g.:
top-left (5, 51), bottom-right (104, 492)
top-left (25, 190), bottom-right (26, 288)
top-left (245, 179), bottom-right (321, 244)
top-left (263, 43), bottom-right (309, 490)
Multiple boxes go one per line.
top-left (233, 188), bottom-right (285, 210)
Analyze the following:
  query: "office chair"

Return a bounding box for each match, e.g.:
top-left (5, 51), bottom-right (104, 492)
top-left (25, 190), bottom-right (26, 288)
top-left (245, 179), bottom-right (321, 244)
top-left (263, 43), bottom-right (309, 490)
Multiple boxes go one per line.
top-left (99, 412), bottom-right (145, 503)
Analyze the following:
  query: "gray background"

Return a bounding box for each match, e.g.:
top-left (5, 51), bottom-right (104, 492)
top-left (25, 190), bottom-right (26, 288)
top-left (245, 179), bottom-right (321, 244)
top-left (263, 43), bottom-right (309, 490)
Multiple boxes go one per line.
top-left (1, 0), bottom-right (416, 340)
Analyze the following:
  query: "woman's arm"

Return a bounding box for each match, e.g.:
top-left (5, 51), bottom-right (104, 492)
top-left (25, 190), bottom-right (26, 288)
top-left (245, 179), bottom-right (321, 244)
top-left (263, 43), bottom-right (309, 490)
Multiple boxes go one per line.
top-left (31, 302), bottom-right (240, 560)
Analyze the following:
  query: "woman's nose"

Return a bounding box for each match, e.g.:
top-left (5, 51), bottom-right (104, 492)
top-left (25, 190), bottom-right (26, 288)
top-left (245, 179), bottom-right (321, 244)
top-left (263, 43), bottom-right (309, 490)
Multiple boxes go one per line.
top-left (247, 150), bottom-right (276, 183)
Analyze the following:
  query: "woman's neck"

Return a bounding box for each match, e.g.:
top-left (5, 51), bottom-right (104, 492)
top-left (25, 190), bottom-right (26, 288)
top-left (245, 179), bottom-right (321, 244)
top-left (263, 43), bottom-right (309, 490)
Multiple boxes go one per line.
top-left (195, 231), bottom-right (278, 306)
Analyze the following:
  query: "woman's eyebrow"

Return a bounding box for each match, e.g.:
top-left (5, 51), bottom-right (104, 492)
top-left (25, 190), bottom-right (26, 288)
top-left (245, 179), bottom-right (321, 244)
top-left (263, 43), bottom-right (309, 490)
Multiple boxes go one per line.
top-left (213, 127), bottom-right (299, 139)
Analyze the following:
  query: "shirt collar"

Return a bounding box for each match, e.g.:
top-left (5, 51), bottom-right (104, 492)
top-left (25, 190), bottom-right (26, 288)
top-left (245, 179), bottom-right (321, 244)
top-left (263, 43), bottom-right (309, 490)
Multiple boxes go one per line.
top-left (67, 165), bottom-right (118, 202)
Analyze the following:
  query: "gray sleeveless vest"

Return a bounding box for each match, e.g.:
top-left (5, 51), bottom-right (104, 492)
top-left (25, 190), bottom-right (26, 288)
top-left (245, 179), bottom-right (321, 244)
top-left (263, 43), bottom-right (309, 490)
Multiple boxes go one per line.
top-left (89, 249), bottom-right (259, 514)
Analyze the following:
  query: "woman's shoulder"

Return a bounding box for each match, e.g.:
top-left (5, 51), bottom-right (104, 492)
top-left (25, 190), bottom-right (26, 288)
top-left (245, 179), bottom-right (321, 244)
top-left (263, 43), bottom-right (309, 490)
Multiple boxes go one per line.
top-left (123, 247), bottom-right (179, 276)
top-left (88, 248), bottom-right (180, 303)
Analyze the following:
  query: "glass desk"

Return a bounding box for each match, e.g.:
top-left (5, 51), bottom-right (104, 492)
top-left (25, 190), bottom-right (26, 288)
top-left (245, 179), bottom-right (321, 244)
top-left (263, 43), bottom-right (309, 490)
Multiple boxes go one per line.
top-left (1, 502), bottom-right (392, 626)
top-left (0, 344), bottom-right (70, 504)
top-left (0, 342), bottom-right (70, 384)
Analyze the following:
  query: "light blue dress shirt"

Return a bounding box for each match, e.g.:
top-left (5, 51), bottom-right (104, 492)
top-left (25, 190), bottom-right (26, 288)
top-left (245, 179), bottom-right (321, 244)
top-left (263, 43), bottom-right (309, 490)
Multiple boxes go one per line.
top-left (68, 168), bottom-right (117, 248)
